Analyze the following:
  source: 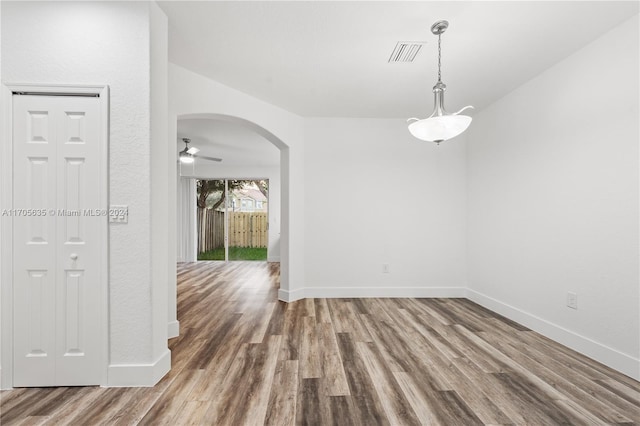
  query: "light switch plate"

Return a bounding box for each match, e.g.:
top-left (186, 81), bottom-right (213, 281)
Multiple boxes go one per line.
top-left (109, 205), bottom-right (128, 224)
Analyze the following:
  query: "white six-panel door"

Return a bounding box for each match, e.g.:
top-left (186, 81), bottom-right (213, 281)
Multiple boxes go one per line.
top-left (13, 95), bottom-right (103, 387)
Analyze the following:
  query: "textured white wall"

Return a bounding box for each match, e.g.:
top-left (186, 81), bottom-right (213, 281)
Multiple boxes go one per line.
top-left (467, 15), bottom-right (639, 379)
top-left (0, 0), bottom-right (3, 386)
top-left (304, 118), bottom-right (467, 296)
top-left (1, 1), bottom-right (170, 384)
top-left (168, 117), bottom-right (181, 333)
top-left (149, 1), bottom-right (170, 368)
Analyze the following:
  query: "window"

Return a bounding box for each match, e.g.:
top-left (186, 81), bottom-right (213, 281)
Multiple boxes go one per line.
top-left (241, 199), bottom-right (254, 211)
top-left (256, 201), bottom-right (263, 209)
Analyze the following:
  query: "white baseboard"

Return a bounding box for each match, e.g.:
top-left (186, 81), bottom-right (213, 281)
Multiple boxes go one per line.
top-left (467, 289), bottom-right (640, 381)
top-left (168, 320), bottom-right (180, 339)
top-left (278, 287), bottom-right (305, 302)
top-left (107, 349), bottom-right (171, 387)
top-left (278, 286), bottom-right (467, 302)
top-left (305, 286), bottom-right (467, 299)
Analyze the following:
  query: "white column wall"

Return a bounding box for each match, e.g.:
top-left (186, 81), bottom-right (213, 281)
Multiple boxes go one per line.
top-left (0, 0), bottom-right (4, 387)
top-left (149, 1), bottom-right (171, 372)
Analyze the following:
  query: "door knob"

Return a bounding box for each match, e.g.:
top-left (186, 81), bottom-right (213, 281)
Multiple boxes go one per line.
top-left (70, 253), bottom-right (78, 261)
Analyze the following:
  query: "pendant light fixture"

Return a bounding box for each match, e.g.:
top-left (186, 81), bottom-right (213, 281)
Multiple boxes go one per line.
top-left (408, 20), bottom-right (473, 144)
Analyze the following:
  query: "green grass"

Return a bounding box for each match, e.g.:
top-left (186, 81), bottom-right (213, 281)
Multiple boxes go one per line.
top-left (198, 246), bottom-right (267, 261)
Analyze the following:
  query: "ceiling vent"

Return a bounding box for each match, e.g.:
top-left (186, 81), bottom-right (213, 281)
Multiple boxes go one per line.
top-left (388, 41), bottom-right (426, 63)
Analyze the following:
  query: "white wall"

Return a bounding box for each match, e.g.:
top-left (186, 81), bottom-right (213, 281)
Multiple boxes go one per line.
top-left (1, 1), bottom-right (170, 386)
top-left (467, 15), bottom-right (639, 379)
top-left (303, 118), bottom-right (467, 297)
top-left (149, 1), bottom-right (171, 374)
top-left (0, 0), bottom-right (3, 385)
top-left (179, 162), bottom-right (282, 262)
top-left (169, 64), bottom-right (306, 303)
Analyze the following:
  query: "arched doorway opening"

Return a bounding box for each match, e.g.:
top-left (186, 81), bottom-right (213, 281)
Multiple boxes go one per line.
top-left (176, 115), bottom-right (282, 263)
top-left (170, 113), bottom-right (291, 335)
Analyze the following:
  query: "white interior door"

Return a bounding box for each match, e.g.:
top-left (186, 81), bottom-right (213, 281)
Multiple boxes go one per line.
top-left (13, 94), bottom-right (103, 387)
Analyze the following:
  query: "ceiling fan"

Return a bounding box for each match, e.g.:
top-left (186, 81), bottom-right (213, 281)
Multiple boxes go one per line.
top-left (178, 138), bottom-right (222, 164)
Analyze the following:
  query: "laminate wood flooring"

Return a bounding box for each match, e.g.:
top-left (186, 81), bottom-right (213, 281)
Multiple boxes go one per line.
top-left (1, 261), bottom-right (638, 425)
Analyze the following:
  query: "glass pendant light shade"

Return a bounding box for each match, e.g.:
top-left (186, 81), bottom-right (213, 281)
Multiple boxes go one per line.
top-left (408, 114), bottom-right (472, 143)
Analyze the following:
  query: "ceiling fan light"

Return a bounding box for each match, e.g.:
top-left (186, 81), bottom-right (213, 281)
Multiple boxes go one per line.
top-left (408, 115), bottom-right (472, 143)
top-left (179, 152), bottom-right (195, 164)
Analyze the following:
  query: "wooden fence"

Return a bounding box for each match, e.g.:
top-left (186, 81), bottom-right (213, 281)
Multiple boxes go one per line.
top-left (197, 209), bottom-right (225, 253)
top-left (197, 208), bottom-right (268, 253)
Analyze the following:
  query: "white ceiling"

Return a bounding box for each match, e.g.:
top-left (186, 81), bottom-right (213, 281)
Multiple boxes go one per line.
top-left (177, 118), bottom-right (280, 167)
top-left (159, 1), bottom-right (638, 118)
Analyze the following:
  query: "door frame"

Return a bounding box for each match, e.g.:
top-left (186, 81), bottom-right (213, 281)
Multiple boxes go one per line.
top-left (224, 178), bottom-right (270, 262)
top-left (1, 84), bottom-right (110, 389)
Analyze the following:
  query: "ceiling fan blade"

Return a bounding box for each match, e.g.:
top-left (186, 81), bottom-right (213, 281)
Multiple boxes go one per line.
top-left (186, 147), bottom-right (199, 154)
top-left (194, 154), bottom-right (222, 162)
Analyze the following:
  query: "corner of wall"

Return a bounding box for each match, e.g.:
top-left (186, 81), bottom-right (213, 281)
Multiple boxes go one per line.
top-left (149, 0), bottom-right (171, 365)
top-left (465, 15), bottom-right (639, 381)
top-left (0, 1), bottom-right (3, 390)
top-left (107, 349), bottom-right (171, 387)
top-left (278, 288), bottom-right (304, 303)
top-left (467, 289), bottom-right (640, 381)
top-left (168, 320), bottom-right (180, 339)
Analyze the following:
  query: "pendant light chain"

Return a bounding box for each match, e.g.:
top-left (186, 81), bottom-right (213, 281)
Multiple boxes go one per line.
top-left (437, 33), bottom-right (442, 83)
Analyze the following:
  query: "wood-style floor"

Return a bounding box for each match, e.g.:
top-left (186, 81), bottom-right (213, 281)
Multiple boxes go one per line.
top-left (1, 261), bottom-right (639, 425)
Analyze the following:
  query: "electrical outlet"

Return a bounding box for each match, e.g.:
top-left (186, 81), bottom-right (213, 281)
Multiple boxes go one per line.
top-left (382, 263), bottom-right (390, 273)
top-left (566, 292), bottom-right (578, 310)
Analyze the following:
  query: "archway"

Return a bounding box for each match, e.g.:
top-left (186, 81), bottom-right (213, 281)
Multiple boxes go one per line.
top-left (176, 114), bottom-right (283, 264)
top-left (169, 113), bottom-right (291, 336)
